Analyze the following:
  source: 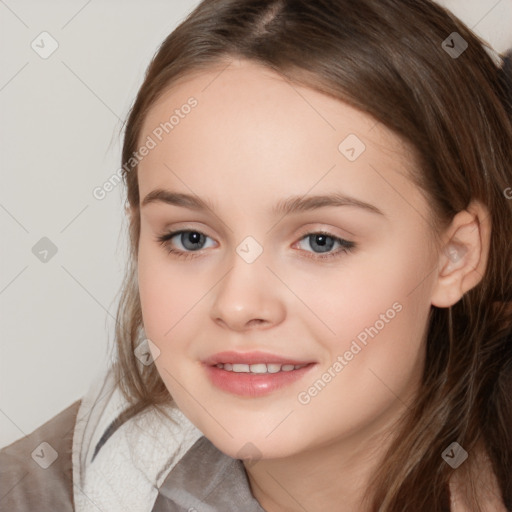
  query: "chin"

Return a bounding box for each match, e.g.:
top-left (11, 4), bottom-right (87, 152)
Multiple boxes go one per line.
top-left (204, 429), bottom-right (301, 463)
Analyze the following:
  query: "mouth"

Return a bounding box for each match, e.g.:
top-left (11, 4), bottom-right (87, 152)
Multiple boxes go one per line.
top-left (202, 351), bottom-right (317, 397)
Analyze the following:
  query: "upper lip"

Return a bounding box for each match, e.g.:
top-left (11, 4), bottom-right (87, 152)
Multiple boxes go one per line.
top-left (202, 351), bottom-right (315, 366)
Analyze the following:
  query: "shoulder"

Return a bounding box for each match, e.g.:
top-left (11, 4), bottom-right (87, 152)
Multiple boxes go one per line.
top-left (0, 400), bottom-right (81, 512)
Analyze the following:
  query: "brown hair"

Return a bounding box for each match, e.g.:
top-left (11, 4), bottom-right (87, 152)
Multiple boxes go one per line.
top-left (112, 0), bottom-right (512, 509)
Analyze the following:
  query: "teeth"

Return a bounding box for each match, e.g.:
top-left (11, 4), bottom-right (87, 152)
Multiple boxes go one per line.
top-left (215, 362), bottom-right (308, 373)
top-left (267, 363), bottom-right (282, 373)
top-left (248, 363), bottom-right (267, 374)
top-left (233, 364), bottom-right (250, 372)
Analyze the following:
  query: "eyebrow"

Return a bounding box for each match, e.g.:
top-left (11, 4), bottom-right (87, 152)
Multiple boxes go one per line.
top-left (141, 189), bottom-right (385, 216)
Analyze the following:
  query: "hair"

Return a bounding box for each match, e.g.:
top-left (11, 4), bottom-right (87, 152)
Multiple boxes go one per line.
top-left (111, 0), bottom-right (512, 509)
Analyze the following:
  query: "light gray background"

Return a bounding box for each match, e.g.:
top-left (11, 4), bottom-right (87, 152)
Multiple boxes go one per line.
top-left (1, 0), bottom-right (511, 449)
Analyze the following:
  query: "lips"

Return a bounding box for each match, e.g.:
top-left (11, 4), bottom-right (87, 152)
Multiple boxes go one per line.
top-left (201, 351), bottom-right (317, 397)
top-left (204, 361), bottom-right (316, 397)
top-left (202, 350), bottom-right (314, 366)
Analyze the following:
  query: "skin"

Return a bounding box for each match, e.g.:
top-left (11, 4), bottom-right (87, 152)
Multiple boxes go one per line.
top-left (134, 58), bottom-right (491, 511)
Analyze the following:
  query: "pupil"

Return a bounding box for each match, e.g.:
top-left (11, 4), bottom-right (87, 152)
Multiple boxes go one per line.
top-left (183, 232), bottom-right (204, 250)
top-left (311, 234), bottom-right (334, 253)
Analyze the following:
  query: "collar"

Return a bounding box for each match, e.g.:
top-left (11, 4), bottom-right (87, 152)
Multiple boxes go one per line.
top-left (153, 435), bottom-right (266, 512)
top-left (72, 363), bottom-right (265, 512)
top-left (72, 364), bottom-right (204, 512)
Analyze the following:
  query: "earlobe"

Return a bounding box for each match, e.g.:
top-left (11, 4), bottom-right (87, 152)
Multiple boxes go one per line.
top-left (430, 201), bottom-right (491, 308)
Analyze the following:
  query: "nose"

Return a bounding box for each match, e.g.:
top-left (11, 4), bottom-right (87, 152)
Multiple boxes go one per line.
top-left (209, 251), bottom-right (286, 332)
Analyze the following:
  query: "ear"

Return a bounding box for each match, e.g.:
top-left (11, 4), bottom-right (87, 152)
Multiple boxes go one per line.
top-left (430, 200), bottom-right (491, 308)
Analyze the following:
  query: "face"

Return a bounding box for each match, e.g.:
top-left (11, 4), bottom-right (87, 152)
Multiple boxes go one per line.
top-left (135, 58), bottom-right (441, 461)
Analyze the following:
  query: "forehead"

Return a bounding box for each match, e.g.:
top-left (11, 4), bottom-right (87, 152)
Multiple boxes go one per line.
top-left (141, 58), bottom-right (407, 148)
top-left (136, 59), bottom-right (427, 222)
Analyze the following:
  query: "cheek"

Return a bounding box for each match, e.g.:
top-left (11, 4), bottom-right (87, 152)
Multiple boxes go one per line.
top-left (288, 285), bottom-right (431, 450)
top-left (137, 234), bottom-right (201, 341)
top-left (286, 231), bottom-right (434, 406)
top-left (280, 231), bottom-right (434, 351)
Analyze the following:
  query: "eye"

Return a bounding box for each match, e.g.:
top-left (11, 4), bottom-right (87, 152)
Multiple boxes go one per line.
top-left (294, 231), bottom-right (356, 260)
top-left (156, 229), bottom-right (215, 260)
top-left (156, 229), bottom-right (356, 261)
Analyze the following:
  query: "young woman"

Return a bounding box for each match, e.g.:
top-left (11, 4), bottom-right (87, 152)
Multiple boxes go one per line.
top-left (1, 1), bottom-right (511, 511)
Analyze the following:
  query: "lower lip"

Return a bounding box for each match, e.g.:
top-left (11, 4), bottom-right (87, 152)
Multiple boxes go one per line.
top-left (203, 363), bottom-right (316, 397)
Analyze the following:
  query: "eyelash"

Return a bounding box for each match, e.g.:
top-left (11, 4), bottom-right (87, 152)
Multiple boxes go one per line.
top-left (156, 229), bottom-right (356, 261)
